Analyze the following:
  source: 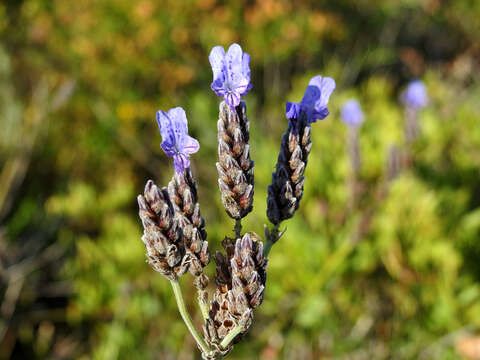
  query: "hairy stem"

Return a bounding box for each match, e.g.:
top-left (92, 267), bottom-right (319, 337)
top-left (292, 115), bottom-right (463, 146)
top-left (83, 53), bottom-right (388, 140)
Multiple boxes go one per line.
top-left (170, 279), bottom-right (211, 355)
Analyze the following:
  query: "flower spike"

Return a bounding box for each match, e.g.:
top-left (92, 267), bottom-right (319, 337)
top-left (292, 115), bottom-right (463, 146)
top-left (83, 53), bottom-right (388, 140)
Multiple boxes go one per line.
top-left (268, 75), bottom-right (336, 225)
top-left (401, 80), bottom-right (428, 143)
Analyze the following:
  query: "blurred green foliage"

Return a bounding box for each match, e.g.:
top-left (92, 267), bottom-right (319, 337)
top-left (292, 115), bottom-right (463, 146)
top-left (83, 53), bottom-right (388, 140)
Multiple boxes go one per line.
top-left (1, 0), bottom-right (480, 359)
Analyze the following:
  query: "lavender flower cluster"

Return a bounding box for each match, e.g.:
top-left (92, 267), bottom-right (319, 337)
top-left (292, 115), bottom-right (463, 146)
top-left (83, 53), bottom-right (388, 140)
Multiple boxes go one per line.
top-left (137, 43), bottom-right (428, 359)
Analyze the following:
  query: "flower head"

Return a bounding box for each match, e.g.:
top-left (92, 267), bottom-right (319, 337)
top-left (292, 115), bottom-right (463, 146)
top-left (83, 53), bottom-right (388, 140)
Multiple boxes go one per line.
top-left (341, 99), bottom-right (364, 127)
top-left (401, 80), bottom-right (428, 110)
top-left (286, 75), bottom-right (336, 123)
top-left (156, 107), bottom-right (199, 173)
top-left (209, 43), bottom-right (252, 109)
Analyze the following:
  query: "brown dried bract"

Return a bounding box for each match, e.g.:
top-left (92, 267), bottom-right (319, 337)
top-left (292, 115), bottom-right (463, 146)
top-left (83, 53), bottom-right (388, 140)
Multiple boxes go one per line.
top-left (168, 168), bottom-right (210, 276)
top-left (204, 232), bottom-right (267, 352)
top-left (267, 116), bottom-right (312, 225)
top-left (217, 101), bottom-right (254, 220)
top-left (138, 180), bottom-right (188, 280)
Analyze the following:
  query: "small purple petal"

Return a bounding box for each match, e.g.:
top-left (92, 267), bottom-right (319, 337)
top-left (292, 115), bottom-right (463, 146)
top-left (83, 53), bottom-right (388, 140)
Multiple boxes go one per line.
top-left (156, 110), bottom-right (175, 147)
top-left (225, 92), bottom-right (241, 108)
top-left (301, 85), bottom-right (321, 107)
top-left (160, 142), bottom-right (176, 157)
top-left (241, 53), bottom-right (252, 93)
top-left (310, 107), bottom-right (329, 123)
top-left (341, 99), bottom-right (364, 126)
top-left (183, 136), bottom-right (200, 155)
top-left (209, 46), bottom-right (226, 80)
top-left (225, 44), bottom-right (244, 77)
top-left (310, 76), bottom-right (336, 109)
top-left (286, 102), bottom-right (300, 119)
top-left (167, 107), bottom-right (188, 149)
top-left (242, 53), bottom-right (251, 78)
top-left (211, 78), bottom-right (226, 96)
top-left (234, 77), bottom-right (250, 96)
top-left (173, 154), bottom-right (189, 174)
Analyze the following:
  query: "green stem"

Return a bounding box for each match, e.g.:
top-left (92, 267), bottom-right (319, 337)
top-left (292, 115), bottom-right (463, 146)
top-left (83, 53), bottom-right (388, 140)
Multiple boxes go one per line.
top-left (264, 237), bottom-right (274, 258)
top-left (234, 219), bottom-right (242, 238)
top-left (170, 279), bottom-right (211, 355)
top-left (264, 224), bottom-right (282, 258)
top-left (219, 324), bottom-right (244, 350)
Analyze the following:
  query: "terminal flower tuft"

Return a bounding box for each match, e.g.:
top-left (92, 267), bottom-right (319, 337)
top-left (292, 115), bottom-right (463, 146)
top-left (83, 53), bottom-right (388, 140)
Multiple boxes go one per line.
top-left (156, 107), bottom-right (199, 173)
top-left (286, 75), bottom-right (335, 123)
top-left (209, 43), bottom-right (252, 109)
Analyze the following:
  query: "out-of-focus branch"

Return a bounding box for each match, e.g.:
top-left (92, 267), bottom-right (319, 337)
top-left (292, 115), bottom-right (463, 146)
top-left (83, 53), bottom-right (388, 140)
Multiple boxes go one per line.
top-left (0, 79), bottom-right (75, 223)
top-left (0, 241), bottom-right (66, 349)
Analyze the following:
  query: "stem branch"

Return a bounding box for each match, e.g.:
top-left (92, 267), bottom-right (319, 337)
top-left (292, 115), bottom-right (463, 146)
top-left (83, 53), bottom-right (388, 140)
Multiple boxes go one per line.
top-left (264, 224), bottom-right (284, 257)
top-left (170, 279), bottom-right (211, 355)
top-left (234, 219), bottom-right (242, 238)
top-left (220, 324), bottom-right (244, 350)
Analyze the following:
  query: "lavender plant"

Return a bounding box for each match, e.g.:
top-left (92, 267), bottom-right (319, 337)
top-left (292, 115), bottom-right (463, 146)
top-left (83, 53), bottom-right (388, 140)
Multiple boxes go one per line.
top-left (137, 43), bottom-right (335, 359)
top-left (341, 99), bottom-right (364, 172)
top-left (341, 99), bottom-right (364, 208)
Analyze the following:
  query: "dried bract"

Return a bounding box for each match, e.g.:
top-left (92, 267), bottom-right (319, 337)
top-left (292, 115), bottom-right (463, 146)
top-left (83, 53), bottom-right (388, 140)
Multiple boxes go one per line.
top-left (138, 180), bottom-right (188, 280)
top-left (205, 233), bottom-right (267, 353)
top-left (267, 117), bottom-right (311, 225)
top-left (168, 168), bottom-right (210, 276)
top-left (217, 101), bottom-right (254, 219)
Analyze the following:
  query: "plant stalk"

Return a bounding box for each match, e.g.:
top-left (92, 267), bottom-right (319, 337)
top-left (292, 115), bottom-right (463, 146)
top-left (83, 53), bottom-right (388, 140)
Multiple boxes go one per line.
top-left (170, 279), bottom-right (211, 355)
top-left (234, 219), bottom-right (242, 238)
top-left (219, 324), bottom-right (244, 350)
top-left (264, 224), bottom-right (283, 257)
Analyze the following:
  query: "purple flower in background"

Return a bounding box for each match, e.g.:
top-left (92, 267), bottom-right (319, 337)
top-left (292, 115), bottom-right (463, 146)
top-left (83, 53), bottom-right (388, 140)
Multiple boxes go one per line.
top-left (156, 107), bottom-right (200, 173)
top-left (286, 75), bottom-right (336, 123)
top-left (401, 80), bottom-right (428, 110)
top-left (341, 99), bottom-right (364, 127)
top-left (209, 43), bottom-right (252, 108)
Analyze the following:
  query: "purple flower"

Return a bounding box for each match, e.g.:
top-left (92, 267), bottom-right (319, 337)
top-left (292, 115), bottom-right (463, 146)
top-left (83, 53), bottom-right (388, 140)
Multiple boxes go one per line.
top-left (156, 107), bottom-right (200, 173)
top-left (401, 80), bottom-right (428, 110)
top-left (286, 75), bottom-right (336, 123)
top-left (209, 43), bottom-right (252, 108)
top-left (341, 99), bottom-right (364, 127)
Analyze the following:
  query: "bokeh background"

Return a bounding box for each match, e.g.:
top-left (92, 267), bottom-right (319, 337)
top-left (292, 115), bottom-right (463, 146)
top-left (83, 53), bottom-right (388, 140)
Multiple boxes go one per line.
top-left (1, 0), bottom-right (480, 359)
